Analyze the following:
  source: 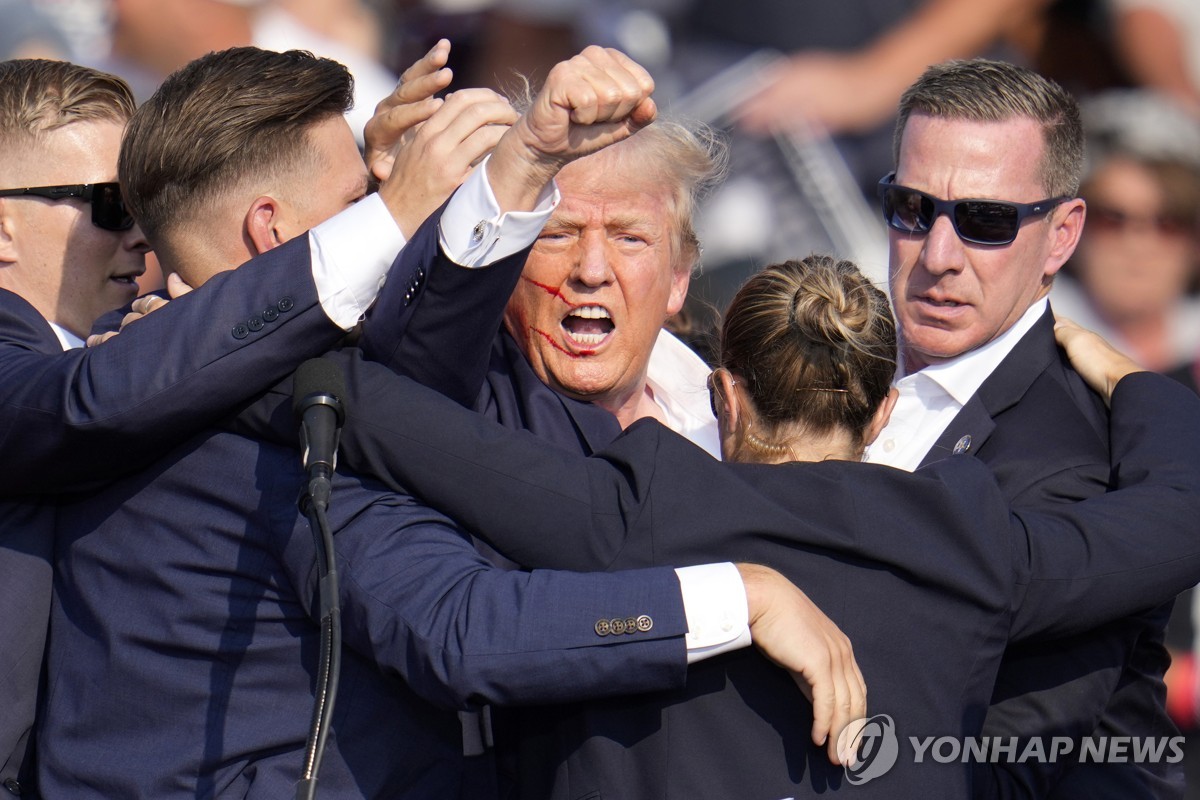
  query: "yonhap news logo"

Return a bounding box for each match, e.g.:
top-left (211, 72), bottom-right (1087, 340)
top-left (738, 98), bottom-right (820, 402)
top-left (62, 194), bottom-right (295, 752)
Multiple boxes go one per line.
top-left (839, 714), bottom-right (899, 785)
top-left (836, 715), bottom-right (1185, 786)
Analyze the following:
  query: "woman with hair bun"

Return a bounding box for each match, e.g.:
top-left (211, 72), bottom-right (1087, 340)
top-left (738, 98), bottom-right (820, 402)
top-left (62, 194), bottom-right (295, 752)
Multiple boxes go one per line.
top-left (713, 254), bottom-right (898, 465)
top-left (296, 255), bottom-right (1200, 798)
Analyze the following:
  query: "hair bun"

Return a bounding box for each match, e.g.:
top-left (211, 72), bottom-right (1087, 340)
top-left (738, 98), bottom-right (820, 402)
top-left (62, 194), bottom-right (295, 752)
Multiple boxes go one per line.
top-left (787, 261), bottom-right (873, 348)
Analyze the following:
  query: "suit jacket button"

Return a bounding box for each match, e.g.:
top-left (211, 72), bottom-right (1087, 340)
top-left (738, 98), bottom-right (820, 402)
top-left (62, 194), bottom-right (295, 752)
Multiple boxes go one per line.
top-left (247, 315), bottom-right (264, 332)
top-left (953, 435), bottom-right (972, 455)
top-left (610, 617), bottom-right (627, 635)
top-left (624, 617), bottom-right (638, 635)
top-left (594, 619), bottom-right (611, 636)
top-left (277, 296), bottom-right (295, 313)
top-left (635, 615), bottom-right (653, 632)
top-left (262, 306), bottom-right (279, 323)
top-left (232, 323), bottom-right (249, 340)
top-left (3, 777), bottom-right (21, 794)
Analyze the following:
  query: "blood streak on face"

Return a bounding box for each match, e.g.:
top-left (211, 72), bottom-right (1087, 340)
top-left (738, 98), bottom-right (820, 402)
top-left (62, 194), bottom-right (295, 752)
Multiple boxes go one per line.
top-left (502, 149), bottom-right (689, 421)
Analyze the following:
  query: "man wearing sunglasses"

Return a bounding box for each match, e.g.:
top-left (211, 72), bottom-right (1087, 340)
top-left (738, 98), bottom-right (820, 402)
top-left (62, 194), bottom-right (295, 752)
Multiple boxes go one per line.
top-left (37, 46), bottom-right (863, 799)
top-left (866, 59), bottom-right (1177, 799)
top-left (0, 52), bottom-right (525, 797)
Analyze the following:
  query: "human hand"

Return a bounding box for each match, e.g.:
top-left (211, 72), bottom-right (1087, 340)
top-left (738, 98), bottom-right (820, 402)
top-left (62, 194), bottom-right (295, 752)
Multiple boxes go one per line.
top-left (737, 562), bottom-right (866, 765)
top-left (364, 38), bottom-right (455, 183)
top-left (377, 86), bottom-right (517, 237)
top-left (86, 272), bottom-right (194, 346)
top-left (736, 51), bottom-right (898, 136)
top-left (1054, 316), bottom-right (1144, 406)
top-left (487, 46), bottom-right (657, 213)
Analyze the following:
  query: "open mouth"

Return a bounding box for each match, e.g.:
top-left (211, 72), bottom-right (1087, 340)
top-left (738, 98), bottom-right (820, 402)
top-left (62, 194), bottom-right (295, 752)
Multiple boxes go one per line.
top-left (561, 305), bottom-right (615, 346)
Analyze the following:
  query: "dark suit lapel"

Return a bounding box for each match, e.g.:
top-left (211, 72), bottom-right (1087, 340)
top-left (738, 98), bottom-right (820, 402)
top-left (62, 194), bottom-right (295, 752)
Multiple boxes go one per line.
top-left (0, 288), bottom-right (67, 354)
top-left (918, 308), bottom-right (1058, 469)
top-left (497, 331), bottom-right (622, 454)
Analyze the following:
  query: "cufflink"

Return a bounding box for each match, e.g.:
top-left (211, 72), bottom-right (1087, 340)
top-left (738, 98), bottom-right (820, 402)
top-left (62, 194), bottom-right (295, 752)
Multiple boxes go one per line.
top-left (471, 220), bottom-right (487, 245)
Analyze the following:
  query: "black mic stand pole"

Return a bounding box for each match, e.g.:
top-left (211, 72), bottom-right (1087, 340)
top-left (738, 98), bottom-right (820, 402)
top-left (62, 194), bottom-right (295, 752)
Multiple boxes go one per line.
top-left (293, 360), bottom-right (346, 800)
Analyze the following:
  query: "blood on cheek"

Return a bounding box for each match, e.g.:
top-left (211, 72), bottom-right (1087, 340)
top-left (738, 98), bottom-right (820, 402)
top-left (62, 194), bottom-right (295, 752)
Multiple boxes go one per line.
top-left (522, 279), bottom-right (595, 358)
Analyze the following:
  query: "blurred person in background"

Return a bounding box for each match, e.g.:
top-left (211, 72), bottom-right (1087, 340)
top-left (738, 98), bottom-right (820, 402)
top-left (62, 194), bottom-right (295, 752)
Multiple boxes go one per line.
top-left (1110, 0), bottom-right (1200, 118)
top-left (99, 0), bottom-right (396, 141)
top-left (0, 0), bottom-right (69, 59)
top-left (450, 0), bottom-right (1048, 312)
top-left (1050, 90), bottom-right (1200, 372)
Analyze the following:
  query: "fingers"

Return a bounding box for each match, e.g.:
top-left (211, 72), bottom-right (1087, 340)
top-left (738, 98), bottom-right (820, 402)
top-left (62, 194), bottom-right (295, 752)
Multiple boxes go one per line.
top-left (378, 39), bottom-right (452, 114)
top-left (86, 331), bottom-right (117, 347)
top-left (365, 39), bottom-right (455, 180)
top-left (377, 87), bottom-right (516, 237)
top-left (805, 623), bottom-right (865, 765)
top-left (129, 294), bottom-right (169, 319)
top-left (550, 46), bottom-right (655, 127)
top-left (838, 717), bottom-right (870, 770)
top-left (1052, 314), bottom-right (1143, 403)
top-left (516, 45), bottom-right (657, 165)
top-left (416, 88), bottom-right (517, 146)
top-left (166, 272), bottom-right (194, 299)
top-left (737, 563), bottom-right (867, 766)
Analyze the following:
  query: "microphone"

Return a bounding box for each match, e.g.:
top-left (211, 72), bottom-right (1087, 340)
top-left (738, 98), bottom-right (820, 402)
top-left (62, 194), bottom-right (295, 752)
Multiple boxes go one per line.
top-left (292, 358), bottom-right (346, 512)
top-left (291, 358), bottom-right (347, 800)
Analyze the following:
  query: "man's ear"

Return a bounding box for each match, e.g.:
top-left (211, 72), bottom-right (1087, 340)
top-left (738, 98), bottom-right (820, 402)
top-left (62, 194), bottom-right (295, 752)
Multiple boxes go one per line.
top-left (863, 387), bottom-right (899, 447)
top-left (666, 267), bottom-right (691, 318)
top-left (244, 195), bottom-right (290, 255)
top-left (1043, 198), bottom-right (1086, 279)
top-left (0, 200), bottom-right (19, 263)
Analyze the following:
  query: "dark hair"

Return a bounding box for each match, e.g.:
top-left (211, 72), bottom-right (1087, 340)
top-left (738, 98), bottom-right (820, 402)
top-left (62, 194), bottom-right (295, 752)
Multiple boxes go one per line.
top-left (719, 255), bottom-right (896, 452)
top-left (895, 58), bottom-right (1085, 197)
top-left (0, 59), bottom-right (134, 146)
top-left (119, 47), bottom-right (354, 242)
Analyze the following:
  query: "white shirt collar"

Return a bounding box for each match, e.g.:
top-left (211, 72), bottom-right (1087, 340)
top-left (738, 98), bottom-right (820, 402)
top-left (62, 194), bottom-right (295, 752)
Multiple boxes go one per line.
top-left (646, 328), bottom-right (722, 459)
top-left (900, 297), bottom-right (1048, 405)
top-left (49, 321), bottom-right (84, 351)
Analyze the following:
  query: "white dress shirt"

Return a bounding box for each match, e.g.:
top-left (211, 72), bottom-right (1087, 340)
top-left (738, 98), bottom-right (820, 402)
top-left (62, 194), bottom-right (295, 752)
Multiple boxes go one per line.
top-left (865, 298), bottom-right (1049, 471)
top-left (309, 158), bottom-right (750, 660)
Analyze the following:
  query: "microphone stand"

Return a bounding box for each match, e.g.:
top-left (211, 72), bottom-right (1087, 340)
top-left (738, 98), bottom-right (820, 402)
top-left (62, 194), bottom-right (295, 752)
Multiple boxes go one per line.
top-left (292, 359), bottom-right (346, 800)
top-left (295, 476), bottom-right (341, 800)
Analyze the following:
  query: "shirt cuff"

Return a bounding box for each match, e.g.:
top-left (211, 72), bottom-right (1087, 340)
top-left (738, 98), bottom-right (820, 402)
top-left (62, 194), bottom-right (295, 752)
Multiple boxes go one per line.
top-left (309, 194), bottom-right (407, 330)
top-left (677, 562), bottom-right (751, 664)
top-left (438, 154), bottom-right (559, 268)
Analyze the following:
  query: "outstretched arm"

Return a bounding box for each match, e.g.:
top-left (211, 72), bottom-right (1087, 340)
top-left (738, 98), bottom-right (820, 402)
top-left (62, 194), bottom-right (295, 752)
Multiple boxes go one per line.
top-left (360, 46), bottom-right (658, 404)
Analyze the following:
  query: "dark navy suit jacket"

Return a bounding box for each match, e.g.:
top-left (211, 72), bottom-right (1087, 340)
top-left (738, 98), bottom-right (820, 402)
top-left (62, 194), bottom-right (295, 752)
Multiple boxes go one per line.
top-left (921, 310), bottom-right (1181, 800)
top-left (40, 429), bottom-right (689, 799)
top-left (37, 219), bottom-right (695, 799)
top-left (342, 245), bottom-right (1198, 797)
top-left (260, 361), bottom-right (1200, 799)
top-left (0, 235), bottom-right (356, 797)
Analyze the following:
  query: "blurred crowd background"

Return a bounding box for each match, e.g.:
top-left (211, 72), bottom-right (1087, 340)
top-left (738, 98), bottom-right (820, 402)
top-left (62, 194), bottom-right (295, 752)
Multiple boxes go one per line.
top-left (6, 0), bottom-right (1200, 790)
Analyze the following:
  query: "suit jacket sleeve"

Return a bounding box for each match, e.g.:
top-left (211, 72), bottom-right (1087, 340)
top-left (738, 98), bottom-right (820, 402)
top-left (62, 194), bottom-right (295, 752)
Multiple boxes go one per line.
top-left (357, 204), bottom-right (531, 407)
top-left (0, 236), bottom-right (358, 496)
top-left (275, 470), bottom-right (689, 710)
top-left (1006, 371), bottom-right (1200, 641)
top-left (310, 358), bottom-right (1200, 639)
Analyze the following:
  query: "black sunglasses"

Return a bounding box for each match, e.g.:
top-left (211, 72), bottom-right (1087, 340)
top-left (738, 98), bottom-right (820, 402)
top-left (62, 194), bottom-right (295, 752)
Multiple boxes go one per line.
top-left (0, 183), bottom-right (134, 232)
top-left (877, 173), bottom-right (1070, 246)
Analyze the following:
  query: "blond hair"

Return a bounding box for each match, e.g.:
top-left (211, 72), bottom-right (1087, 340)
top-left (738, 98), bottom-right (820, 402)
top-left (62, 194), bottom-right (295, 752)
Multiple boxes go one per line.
top-left (0, 59), bottom-right (134, 149)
